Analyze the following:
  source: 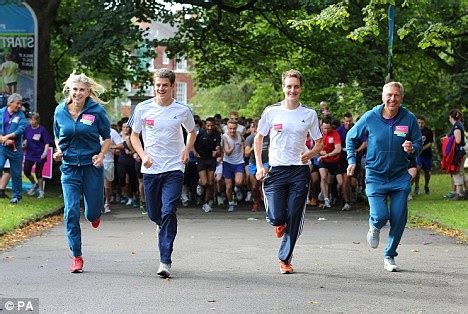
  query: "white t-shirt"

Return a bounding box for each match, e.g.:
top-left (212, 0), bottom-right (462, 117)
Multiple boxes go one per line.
top-left (129, 98), bottom-right (195, 174)
top-left (257, 103), bottom-right (322, 166)
top-left (222, 132), bottom-right (244, 165)
top-left (102, 128), bottom-right (124, 163)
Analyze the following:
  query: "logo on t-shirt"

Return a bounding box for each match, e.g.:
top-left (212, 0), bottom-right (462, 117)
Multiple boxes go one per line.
top-left (12, 117), bottom-right (19, 124)
top-left (145, 119), bottom-right (155, 129)
top-left (80, 114), bottom-right (95, 126)
top-left (273, 124), bottom-right (283, 132)
top-left (328, 137), bottom-right (334, 144)
top-left (32, 133), bottom-right (41, 141)
top-left (394, 125), bottom-right (408, 137)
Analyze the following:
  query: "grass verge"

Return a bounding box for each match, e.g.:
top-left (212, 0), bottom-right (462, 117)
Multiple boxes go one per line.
top-left (407, 173), bottom-right (467, 241)
top-left (0, 186), bottom-right (64, 236)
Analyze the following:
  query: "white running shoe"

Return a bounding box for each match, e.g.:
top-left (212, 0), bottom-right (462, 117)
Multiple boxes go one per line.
top-left (196, 184), bottom-right (203, 196)
top-left (341, 203), bottom-right (351, 211)
top-left (37, 190), bottom-right (45, 199)
top-left (126, 198), bottom-right (133, 206)
top-left (216, 195), bottom-right (224, 205)
top-left (323, 198), bottom-right (331, 208)
top-left (202, 203), bottom-right (212, 213)
top-left (245, 191), bottom-right (252, 202)
top-left (157, 262), bottom-right (171, 278)
top-left (384, 257), bottom-right (399, 272)
top-left (27, 184), bottom-right (38, 196)
top-left (367, 226), bottom-right (380, 249)
top-left (318, 192), bottom-right (324, 202)
top-left (104, 203), bottom-right (111, 213)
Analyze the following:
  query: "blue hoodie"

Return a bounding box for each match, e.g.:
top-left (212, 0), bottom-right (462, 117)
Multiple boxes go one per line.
top-left (54, 97), bottom-right (110, 166)
top-left (346, 104), bottom-right (422, 182)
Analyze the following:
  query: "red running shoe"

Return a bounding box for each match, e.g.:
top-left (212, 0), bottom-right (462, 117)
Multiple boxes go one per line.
top-left (279, 261), bottom-right (294, 274)
top-left (70, 256), bottom-right (83, 273)
top-left (91, 218), bottom-right (100, 228)
top-left (275, 224), bottom-right (286, 238)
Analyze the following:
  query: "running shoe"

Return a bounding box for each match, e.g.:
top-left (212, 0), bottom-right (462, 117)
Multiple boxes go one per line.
top-left (91, 218), bottom-right (100, 228)
top-left (70, 256), bottom-right (84, 273)
top-left (157, 262), bottom-right (171, 278)
top-left (275, 224), bottom-right (286, 238)
top-left (384, 257), bottom-right (399, 272)
top-left (279, 261), bottom-right (294, 274)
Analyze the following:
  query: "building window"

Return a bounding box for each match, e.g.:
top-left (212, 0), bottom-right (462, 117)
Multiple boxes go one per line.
top-left (176, 82), bottom-right (187, 104)
top-left (176, 56), bottom-right (187, 71)
top-left (162, 52), bottom-right (170, 65)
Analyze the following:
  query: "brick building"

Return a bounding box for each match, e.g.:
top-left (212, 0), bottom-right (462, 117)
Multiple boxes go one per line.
top-left (125, 21), bottom-right (195, 114)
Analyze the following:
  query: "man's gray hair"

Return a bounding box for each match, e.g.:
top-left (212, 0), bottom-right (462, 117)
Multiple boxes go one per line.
top-left (383, 82), bottom-right (404, 97)
top-left (7, 93), bottom-right (22, 105)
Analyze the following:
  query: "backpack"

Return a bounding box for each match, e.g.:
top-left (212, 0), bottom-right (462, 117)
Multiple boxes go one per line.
top-left (441, 135), bottom-right (463, 174)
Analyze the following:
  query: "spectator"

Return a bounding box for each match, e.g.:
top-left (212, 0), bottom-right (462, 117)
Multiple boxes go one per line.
top-left (23, 113), bottom-right (52, 198)
top-left (447, 109), bottom-right (466, 200)
top-left (0, 93), bottom-right (28, 204)
top-left (414, 115), bottom-right (434, 195)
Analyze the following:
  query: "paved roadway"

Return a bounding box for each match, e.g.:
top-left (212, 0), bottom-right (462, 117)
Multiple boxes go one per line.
top-left (1, 203), bottom-right (466, 313)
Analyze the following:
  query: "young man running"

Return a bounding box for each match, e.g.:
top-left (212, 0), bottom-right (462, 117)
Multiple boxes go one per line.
top-left (194, 117), bottom-right (222, 212)
top-left (254, 69), bottom-right (323, 274)
top-left (222, 119), bottom-right (245, 212)
top-left (129, 68), bottom-right (196, 278)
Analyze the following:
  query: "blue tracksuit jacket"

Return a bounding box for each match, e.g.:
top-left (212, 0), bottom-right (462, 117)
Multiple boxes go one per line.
top-left (0, 107), bottom-right (28, 148)
top-left (346, 104), bottom-right (422, 182)
top-left (53, 97), bottom-right (110, 165)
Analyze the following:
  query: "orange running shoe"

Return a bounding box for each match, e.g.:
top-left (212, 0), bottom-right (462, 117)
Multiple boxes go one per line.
top-left (70, 256), bottom-right (83, 273)
top-left (308, 197), bottom-right (318, 206)
top-left (279, 261), bottom-right (294, 274)
top-left (275, 224), bottom-right (286, 238)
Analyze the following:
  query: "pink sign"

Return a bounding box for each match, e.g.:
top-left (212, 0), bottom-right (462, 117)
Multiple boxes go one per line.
top-left (22, 147), bottom-right (53, 179)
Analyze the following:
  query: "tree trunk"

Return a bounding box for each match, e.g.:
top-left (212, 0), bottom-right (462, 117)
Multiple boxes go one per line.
top-left (24, 0), bottom-right (60, 134)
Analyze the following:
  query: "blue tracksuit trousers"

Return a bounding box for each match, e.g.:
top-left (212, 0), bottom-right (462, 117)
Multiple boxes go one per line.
top-left (61, 164), bottom-right (104, 257)
top-left (143, 170), bottom-right (184, 265)
top-left (262, 165), bottom-right (310, 263)
top-left (0, 147), bottom-right (23, 199)
top-left (366, 172), bottom-right (412, 258)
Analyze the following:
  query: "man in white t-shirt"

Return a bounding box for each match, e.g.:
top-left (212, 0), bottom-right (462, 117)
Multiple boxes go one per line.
top-left (102, 127), bottom-right (124, 213)
top-left (222, 111), bottom-right (246, 135)
top-left (254, 69), bottom-right (323, 274)
top-left (129, 68), bottom-right (196, 278)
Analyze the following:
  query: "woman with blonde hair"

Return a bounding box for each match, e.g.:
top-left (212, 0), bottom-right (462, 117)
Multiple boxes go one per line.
top-left (53, 72), bottom-right (111, 273)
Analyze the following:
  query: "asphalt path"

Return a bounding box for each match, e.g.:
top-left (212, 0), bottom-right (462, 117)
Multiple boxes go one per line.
top-left (1, 203), bottom-right (466, 313)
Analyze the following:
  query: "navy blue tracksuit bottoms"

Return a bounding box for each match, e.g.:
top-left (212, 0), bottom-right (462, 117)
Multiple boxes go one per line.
top-left (262, 165), bottom-right (310, 262)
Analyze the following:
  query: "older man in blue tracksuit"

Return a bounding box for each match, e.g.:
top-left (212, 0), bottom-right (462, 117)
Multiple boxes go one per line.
top-left (346, 82), bottom-right (422, 272)
top-left (0, 93), bottom-right (28, 204)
